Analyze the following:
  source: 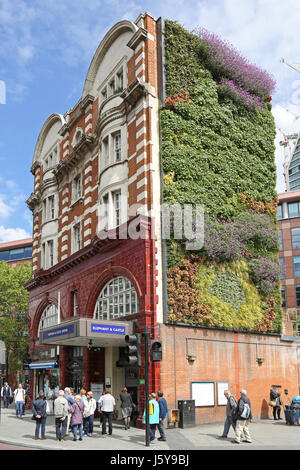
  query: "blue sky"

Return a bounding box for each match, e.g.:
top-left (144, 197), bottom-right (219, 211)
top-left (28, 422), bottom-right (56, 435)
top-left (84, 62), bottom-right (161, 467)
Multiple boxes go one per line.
top-left (0, 0), bottom-right (299, 242)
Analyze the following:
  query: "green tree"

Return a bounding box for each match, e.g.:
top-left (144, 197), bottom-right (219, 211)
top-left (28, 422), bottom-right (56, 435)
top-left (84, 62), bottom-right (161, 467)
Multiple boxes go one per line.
top-left (0, 261), bottom-right (32, 376)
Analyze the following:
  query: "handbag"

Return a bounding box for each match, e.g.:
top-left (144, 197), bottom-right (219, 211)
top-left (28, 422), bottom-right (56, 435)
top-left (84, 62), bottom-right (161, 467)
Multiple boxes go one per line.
top-left (269, 400), bottom-right (276, 407)
top-left (31, 414), bottom-right (36, 420)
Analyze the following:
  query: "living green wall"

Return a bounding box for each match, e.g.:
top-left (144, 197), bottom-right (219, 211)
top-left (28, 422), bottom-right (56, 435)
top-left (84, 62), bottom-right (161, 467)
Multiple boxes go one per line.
top-left (161, 20), bottom-right (282, 333)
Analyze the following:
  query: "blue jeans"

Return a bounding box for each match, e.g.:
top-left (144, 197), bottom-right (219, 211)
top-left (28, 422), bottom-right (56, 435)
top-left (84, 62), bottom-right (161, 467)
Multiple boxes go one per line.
top-left (35, 417), bottom-right (46, 438)
top-left (73, 424), bottom-right (82, 440)
top-left (222, 416), bottom-right (236, 437)
top-left (16, 401), bottom-right (24, 416)
top-left (83, 415), bottom-right (94, 435)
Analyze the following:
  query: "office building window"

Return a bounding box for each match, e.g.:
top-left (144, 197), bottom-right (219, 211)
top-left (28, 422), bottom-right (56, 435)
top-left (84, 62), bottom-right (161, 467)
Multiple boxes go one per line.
top-left (292, 227), bottom-right (300, 250)
top-left (296, 285), bottom-right (300, 307)
top-left (288, 202), bottom-right (300, 218)
top-left (281, 286), bottom-right (286, 308)
top-left (294, 255), bottom-right (300, 278)
top-left (279, 229), bottom-right (283, 251)
top-left (277, 204), bottom-right (283, 220)
top-left (279, 257), bottom-right (285, 279)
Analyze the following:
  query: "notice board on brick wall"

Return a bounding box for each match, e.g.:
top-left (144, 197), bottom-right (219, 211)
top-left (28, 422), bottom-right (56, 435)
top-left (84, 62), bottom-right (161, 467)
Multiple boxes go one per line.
top-left (191, 382), bottom-right (215, 407)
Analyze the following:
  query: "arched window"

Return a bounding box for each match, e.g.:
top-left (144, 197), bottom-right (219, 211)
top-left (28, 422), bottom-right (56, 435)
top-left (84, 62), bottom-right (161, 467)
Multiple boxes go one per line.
top-left (38, 304), bottom-right (58, 337)
top-left (93, 277), bottom-right (139, 320)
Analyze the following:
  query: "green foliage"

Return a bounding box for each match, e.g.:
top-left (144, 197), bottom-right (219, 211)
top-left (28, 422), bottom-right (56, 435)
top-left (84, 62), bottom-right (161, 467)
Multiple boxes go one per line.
top-left (209, 271), bottom-right (246, 310)
top-left (163, 20), bottom-right (281, 333)
top-left (0, 262), bottom-right (32, 374)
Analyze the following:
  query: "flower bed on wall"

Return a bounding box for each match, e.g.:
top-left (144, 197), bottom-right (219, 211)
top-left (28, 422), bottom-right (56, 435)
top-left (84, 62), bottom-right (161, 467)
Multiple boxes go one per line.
top-left (162, 20), bottom-right (281, 333)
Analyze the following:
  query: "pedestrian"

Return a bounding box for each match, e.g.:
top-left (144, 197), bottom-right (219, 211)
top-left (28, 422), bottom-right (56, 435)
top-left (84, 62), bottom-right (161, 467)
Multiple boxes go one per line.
top-left (234, 389), bottom-right (252, 444)
top-left (80, 388), bottom-right (87, 403)
top-left (143, 392), bottom-right (160, 444)
top-left (1, 382), bottom-right (12, 408)
top-left (14, 383), bottom-right (26, 418)
top-left (120, 387), bottom-right (135, 430)
top-left (83, 391), bottom-right (96, 436)
top-left (269, 386), bottom-right (282, 420)
top-left (69, 395), bottom-right (85, 441)
top-left (64, 387), bottom-right (75, 435)
top-left (54, 390), bottom-right (70, 442)
top-left (32, 391), bottom-right (47, 440)
top-left (98, 389), bottom-right (116, 435)
top-left (219, 389), bottom-right (237, 439)
top-left (157, 391), bottom-right (168, 442)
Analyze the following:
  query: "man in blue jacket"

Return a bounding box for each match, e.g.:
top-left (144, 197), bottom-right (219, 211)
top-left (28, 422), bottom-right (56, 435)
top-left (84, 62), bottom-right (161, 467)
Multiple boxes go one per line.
top-left (157, 391), bottom-right (168, 442)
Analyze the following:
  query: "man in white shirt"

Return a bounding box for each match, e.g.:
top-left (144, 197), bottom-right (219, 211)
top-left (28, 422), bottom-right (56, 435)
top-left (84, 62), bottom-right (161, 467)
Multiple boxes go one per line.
top-left (14, 383), bottom-right (26, 418)
top-left (98, 389), bottom-right (116, 435)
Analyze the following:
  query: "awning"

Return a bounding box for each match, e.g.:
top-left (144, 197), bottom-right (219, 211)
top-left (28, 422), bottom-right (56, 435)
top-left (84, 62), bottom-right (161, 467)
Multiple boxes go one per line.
top-left (39, 318), bottom-right (133, 347)
top-left (29, 361), bottom-right (56, 370)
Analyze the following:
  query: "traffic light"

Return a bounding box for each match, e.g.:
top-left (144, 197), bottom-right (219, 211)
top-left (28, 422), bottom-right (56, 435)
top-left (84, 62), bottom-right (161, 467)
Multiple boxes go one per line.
top-left (124, 333), bottom-right (141, 366)
top-left (150, 339), bottom-right (162, 362)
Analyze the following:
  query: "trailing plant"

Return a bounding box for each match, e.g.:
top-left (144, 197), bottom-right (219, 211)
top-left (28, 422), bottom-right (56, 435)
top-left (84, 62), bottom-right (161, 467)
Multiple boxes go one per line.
top-left (195, 27), bottom-right (276, 99)
top-left (248, 257), bottom-right (282, 297)
top-left (162, 20), bottom-right (281, 333)
top-left (239, 193), bottom-right (278, 215)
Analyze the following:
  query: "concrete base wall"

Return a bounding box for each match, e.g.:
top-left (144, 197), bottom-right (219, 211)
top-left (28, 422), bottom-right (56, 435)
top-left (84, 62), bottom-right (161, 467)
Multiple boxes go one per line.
top-left (159, 323), bottom-right (300, 424)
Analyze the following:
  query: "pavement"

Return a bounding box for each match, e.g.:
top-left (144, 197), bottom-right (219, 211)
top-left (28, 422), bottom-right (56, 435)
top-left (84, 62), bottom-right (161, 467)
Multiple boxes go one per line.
top-left (0, 406), bottom-right (300, 451)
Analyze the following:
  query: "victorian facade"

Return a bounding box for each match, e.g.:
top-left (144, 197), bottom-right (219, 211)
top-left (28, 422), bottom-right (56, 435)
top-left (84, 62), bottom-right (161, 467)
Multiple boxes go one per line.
top-left (26, 13), bottom-right (164, 417)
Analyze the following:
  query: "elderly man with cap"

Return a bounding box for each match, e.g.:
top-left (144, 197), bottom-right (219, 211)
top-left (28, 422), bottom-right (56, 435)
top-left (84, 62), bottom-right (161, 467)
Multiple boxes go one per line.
top-left (234, 389), bottom-right (252, 444)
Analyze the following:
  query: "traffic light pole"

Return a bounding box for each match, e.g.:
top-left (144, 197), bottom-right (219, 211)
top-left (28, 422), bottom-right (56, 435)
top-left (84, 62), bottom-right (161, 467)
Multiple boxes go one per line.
top-left (144, 326), bottom-right (150, 447)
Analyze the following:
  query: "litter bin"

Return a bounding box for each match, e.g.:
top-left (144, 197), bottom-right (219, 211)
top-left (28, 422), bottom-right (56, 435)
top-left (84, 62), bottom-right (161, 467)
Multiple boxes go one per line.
top-left (284, 404), bottom-right (300, 425)
top-left (178, 400), bottom-right (195, 428)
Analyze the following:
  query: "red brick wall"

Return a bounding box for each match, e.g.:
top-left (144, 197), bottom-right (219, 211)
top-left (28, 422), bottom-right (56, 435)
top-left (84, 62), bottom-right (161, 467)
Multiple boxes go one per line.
top-left (159, 324), bottom-right (300, 424)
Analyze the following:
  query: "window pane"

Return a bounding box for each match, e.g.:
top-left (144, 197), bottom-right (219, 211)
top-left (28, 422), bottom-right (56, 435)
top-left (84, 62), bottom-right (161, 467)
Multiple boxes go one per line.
top-left (277, 205), bottom-right (283, 220)
top-left (279, 230), bottom-right (283, 251)
top-left (281, 286), bottom-right (286, 308)
top-left (296, 285), bottom-right (300, 307)
top-left (292, 228), bottom-right (300, 250)
top-left (288, 202), bottom-right (300, 218)
top-left (93, 276), bottom-right (139, 320)
top-left (279, 257), bottom-right (285, 279)
top-left (294, 256), bottom-right (300, 278)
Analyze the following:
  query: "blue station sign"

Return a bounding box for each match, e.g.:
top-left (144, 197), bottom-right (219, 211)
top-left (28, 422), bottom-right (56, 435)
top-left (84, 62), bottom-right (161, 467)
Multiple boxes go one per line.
top-left (91, 324), bottom-right (126, 335)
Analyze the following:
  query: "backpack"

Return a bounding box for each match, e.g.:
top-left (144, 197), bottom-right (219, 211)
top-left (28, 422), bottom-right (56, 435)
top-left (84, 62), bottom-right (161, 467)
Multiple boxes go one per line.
top-left (240, 402), bottom-right (251, 419)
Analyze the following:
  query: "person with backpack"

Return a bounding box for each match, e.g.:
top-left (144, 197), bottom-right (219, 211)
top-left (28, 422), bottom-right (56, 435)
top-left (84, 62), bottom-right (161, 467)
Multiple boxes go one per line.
top-left (219, 389), bottom-right (237, 439)
top-left (234, 389), bottom-right (252, 444)
top-left (13, 383), bottom-right (26, 418)
top-left (54, 390), bottom-right (70, 441)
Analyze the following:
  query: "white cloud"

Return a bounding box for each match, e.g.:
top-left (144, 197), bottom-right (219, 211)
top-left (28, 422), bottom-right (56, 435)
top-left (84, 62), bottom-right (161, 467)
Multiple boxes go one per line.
top-left (0, 226), bottom-right (31, 242)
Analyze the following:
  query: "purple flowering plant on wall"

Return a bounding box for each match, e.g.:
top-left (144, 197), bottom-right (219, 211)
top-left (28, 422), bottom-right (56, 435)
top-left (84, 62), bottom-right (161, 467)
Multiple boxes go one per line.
top-left (248, 257), bottom-right (283, 296)
top-left (195, 28), bottom-right (276, 109)
top-left (203, 212), bottom-right (278, 263)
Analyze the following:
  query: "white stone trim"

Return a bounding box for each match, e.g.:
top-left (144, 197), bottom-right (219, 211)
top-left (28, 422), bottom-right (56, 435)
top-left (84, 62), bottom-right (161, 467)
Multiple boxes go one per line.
top-left (137, 177), bottom-right (147, 189)
top-left (136, 126), bottom-right (146, 139)
top-left (135, 51), bottom-right (145, 65)
top-left (137, 190), bottom-right (147, 202)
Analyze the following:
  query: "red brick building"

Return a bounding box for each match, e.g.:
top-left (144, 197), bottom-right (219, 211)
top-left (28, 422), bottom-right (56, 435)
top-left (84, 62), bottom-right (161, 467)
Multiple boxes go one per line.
top-left (278, 190), bottom-right (300, 336)
top-left (26, 12), bottom-right (300, 424)
top-left (26, 13), bottom-right (162, 416)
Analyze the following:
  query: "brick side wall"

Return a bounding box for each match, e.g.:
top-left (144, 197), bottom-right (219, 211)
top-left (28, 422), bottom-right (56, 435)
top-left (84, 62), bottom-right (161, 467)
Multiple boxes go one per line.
top-left (160, 323), bottom-right (300, 424)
